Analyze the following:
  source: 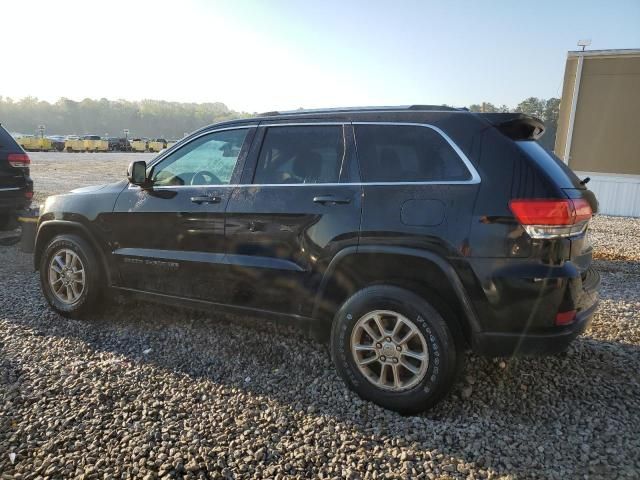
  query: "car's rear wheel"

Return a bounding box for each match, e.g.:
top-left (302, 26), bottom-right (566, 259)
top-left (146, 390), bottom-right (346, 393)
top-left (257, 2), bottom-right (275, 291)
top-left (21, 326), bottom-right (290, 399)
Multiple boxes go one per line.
top-left (330, 285), bottom-right (460, 414)
top-left (39, 234), bottom-right (104, 318)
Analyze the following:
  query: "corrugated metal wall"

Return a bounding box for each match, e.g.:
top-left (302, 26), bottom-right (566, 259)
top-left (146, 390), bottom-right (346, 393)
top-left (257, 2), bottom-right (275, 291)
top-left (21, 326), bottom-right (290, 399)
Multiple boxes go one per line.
top-left (576, 171), bottom-right (640, 217)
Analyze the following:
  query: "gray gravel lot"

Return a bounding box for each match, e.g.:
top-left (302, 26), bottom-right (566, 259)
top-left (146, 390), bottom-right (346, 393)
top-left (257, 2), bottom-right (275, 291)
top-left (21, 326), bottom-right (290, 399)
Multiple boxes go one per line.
top-left (0, 152), bottom-right (639, 479)
top-left (28, 152), bottom-right (158, 204)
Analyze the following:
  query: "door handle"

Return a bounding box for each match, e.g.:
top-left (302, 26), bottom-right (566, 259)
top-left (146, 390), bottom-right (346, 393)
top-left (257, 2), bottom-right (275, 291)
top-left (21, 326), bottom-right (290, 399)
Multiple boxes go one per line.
top-left (190, 195), bottom-right (222, 204)
top-left (313, 195), bottom-right (351, 205)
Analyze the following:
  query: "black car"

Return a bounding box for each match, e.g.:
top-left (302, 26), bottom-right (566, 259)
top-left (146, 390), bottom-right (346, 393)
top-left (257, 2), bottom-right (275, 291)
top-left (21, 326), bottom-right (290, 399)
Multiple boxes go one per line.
top-left (106, 137), bottom-right (131, 152)
top-left (0, 124), bottom-right (33, 230)
top-left (48, 135), bottom-right (66, 152)
top-left (33, 106), bottom-right (600, 413)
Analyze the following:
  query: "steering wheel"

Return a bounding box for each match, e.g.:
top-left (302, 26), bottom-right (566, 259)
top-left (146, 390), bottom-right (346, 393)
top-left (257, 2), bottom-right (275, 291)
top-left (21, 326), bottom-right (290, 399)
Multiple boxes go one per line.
top-left (190, 170), bottom-right (221, 186)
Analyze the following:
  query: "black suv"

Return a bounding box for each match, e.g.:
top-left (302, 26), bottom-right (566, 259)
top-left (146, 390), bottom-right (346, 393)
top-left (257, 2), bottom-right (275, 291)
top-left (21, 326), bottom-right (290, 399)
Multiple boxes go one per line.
top-left (0, 124), bottom-right (33, 230)
top-left (34, 106), bottom-right (600, 413)
top-left (106, 137), bottom-right (131, 152)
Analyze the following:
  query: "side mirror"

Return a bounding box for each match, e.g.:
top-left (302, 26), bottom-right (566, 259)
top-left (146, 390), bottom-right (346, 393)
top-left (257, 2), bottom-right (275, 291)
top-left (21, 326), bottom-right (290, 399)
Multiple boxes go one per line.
top-left (127, 160), bottom-right (148, 187)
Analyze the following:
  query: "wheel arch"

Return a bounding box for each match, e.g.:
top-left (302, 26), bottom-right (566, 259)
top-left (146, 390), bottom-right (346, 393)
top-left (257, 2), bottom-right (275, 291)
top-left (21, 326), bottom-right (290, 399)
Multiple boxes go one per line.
top-left (34, 220), bottom-right (113, 284)
top-left (313, 246), bottom-right (481, 346)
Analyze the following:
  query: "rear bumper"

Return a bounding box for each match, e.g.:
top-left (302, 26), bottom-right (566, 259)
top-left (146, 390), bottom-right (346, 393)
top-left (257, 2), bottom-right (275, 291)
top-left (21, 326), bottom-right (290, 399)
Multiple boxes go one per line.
top-left (0, 198), bottom-right (31, 213)
top-left (471, 268), bottom-right (600, 357)
top-left (0, 184), bottom-right (32, 214)
top-left (472, 300), bottom-right (598, 356)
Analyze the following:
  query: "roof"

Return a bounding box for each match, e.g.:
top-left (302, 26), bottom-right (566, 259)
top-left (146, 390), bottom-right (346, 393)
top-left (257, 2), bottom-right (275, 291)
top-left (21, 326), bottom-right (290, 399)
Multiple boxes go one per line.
top-left (568, 48), bottom-right (640, 58)
top-left (184, 107), bottom-right (547, 143)
top-left (258, 105), bottom-right (463, 117)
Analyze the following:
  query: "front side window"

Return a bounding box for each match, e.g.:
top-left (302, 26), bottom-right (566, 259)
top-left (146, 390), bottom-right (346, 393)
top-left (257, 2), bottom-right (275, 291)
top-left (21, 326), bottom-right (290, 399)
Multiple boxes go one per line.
top-left (253, 125), bottom-right (345, 184)
top-left (354, 124), bottom-right (472, 183)
top-left (151, 128), bottom-right (249, 186)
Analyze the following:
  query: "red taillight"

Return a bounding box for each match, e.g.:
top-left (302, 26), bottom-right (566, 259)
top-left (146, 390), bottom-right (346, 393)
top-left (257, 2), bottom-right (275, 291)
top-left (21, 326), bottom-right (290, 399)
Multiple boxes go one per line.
top-left (572, 198), bottom-right (592, 224)
top-left (555, 310), bottom-right (576, 326)
top-left (25, 190), bottom-right (33, 200)
top-left (509, 198), bottom-right (592, 239)
top-left (8, 153), bottom-right (30, 168)
top-left (509, 199), bottom-right (573, 225)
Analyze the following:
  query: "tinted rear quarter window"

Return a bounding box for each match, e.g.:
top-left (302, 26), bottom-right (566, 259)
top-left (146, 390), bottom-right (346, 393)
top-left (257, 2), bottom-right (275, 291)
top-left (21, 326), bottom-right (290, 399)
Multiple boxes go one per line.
top-left (516, 141), bottom-right (584, 190)
top-left (0, 125), bottom-right (22, 154)
top-left (354, 124), bottom-right (471, 182)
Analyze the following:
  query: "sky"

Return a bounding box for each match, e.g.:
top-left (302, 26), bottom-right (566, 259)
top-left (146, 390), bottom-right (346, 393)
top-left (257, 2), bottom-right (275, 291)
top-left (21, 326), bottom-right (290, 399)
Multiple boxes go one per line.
top-left (3, 0), bottom-right (640, 113)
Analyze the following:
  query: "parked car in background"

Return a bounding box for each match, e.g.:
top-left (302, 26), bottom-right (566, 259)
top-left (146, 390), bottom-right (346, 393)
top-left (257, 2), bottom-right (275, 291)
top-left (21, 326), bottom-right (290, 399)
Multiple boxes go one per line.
top-left (147, 138), bottom-right (167, 153)
top-left (34, 106), bottom-right (600, 413)
top-left (17, 135), bottom-right (53, 152)
top-left (64, 135), bottom-right (109, 152)
top-left (47, 135), bottom-right (66, 152)
top-left (82, 135), bottom-right (109, 152)
top-left (106, 137), bottom-right (131, 152)
top-left (129, 138), bottom-right (147, 152)
top-left (64, 135), bottom-right (82, 152)
top-left (0, 124), bottom-right (33, 230)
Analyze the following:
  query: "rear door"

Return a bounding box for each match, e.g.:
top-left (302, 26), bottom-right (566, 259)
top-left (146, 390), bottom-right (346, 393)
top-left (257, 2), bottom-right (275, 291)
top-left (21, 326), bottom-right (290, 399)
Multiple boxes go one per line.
top-left (224, 122), bottom-right (362, 317)
top-left (110, 126), bottom-right (255, 302)
top-left (353, 122), bottom-right (480, 256)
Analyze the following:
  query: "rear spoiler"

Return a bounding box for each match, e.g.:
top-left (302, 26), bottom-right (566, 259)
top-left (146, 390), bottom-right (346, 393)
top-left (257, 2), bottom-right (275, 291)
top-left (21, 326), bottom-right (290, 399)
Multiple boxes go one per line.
top-left (477, 113), bottom-right (545, 141)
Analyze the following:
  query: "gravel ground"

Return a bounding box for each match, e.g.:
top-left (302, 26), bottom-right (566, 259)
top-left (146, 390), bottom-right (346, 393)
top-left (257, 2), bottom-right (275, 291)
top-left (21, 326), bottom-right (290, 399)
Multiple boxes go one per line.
top-left (0, 153), bottom-right (638, 479)
top-left (28, 152), bottom-right (157, 204)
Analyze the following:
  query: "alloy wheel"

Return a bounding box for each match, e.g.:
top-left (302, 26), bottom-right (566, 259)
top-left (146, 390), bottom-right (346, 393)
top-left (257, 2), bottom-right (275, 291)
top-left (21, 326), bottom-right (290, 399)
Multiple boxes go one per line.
top-left (350, 310), bottom-right (429, 391)
top-left (48, 248), bottom-right (86, 304)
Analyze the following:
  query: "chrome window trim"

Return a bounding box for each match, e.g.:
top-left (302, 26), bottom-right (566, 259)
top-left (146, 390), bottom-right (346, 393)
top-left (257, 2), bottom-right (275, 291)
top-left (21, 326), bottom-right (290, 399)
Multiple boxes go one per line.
top-left (0, 187), bottom-right (21, 192)
top-left (136, 181), bottom-right (476, 190)
top-left (260, 122), bottom-right (347, 127)
top-left (133, 121), bottom-right (481, 190)
top-left (352, 122), bottom-right (481, 185)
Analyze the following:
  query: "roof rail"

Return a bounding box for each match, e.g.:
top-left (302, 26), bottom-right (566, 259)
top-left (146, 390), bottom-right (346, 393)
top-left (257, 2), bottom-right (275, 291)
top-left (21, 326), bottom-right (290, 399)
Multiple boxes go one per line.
top-left (257, 105), bottom-right (461, 117)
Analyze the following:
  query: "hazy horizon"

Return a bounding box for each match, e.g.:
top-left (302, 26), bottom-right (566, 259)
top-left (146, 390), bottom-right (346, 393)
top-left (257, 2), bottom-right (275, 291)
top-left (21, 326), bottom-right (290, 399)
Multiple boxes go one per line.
top-left (3, 0), bottom-right (640, 112)
top-left (0, 94), bottom-right (538, 113)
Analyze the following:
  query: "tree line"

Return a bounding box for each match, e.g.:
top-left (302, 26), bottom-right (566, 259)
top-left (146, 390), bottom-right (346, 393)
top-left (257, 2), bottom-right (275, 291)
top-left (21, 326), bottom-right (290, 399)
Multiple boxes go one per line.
top-left (0, 96), bottom-right (560, 149)
top-left (0, 97), bottom-right (247, 139)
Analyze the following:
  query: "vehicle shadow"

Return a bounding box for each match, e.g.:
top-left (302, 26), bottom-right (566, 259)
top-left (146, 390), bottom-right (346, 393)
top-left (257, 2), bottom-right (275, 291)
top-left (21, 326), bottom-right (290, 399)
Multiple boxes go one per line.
top-left (1, 249), bottom-right (639, 478)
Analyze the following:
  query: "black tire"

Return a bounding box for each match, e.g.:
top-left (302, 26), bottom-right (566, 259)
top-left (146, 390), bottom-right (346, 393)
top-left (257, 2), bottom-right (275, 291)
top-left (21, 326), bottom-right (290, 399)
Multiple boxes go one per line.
top-left (330, 285), bottom-right (461, 414)
top-left (39, 234), bottom-right (105, 318)
top-left (0, 213), bottom-right (19, 233)
top-left (0, 214), bottom-right (10, 231)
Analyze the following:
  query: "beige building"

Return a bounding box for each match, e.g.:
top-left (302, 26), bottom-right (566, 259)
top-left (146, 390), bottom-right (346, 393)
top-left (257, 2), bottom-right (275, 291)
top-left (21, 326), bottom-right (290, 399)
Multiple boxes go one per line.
top-left (555, 49), bottom-right (640, 217)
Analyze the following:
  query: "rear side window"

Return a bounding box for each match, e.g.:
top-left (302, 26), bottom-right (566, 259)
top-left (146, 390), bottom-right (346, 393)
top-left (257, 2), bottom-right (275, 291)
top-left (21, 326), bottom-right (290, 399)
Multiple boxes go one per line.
top-left (516, 141), bottom-right (585, 190)
top-left (0, 125), bottom-right (22, 153)
top-left (253, 125), bottom-right (345, 184)
top-left (354, 124), bottom-right (471, 183)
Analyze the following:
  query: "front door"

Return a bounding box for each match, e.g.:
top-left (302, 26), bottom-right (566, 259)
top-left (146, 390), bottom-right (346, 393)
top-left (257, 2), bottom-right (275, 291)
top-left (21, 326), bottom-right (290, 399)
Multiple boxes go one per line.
top-left (110, 126), bottom-right (255, 302)
top-left (225, 123), bottom-right (362, 317)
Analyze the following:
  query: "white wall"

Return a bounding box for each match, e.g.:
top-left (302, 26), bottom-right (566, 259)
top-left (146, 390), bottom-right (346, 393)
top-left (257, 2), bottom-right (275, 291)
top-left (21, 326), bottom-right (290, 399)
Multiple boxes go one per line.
top-left (575, 171), bottom-right (640, 217)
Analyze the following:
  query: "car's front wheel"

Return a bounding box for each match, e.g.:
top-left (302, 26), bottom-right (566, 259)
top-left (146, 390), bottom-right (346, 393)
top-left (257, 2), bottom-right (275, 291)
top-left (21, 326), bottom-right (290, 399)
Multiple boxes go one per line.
top-left (330, 285), bottom-right (461, 414)
top-left (39, 234), bottom-right (104, 318)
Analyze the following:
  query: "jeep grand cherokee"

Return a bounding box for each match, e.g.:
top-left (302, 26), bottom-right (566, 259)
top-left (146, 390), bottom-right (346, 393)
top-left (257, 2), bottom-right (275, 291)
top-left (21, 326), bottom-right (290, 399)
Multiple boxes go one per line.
top-left (34, 106), bottom-right (600, 413)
